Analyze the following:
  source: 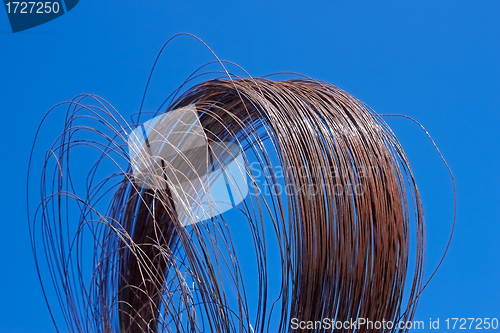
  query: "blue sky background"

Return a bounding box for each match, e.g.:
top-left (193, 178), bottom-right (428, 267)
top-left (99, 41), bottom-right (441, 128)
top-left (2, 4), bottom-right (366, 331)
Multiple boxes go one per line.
top-left (1, 1), bottom-right (499, 332)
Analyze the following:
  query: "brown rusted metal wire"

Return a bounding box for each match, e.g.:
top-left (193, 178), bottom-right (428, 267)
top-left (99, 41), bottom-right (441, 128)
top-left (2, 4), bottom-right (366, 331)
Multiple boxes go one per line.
top-left (29, 76), bottom-right (451, 333)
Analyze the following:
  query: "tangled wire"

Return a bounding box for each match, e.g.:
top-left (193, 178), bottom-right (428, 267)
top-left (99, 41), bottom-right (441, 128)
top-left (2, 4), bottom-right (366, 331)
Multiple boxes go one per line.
top-left (28, 36), bottom-right (455, 333)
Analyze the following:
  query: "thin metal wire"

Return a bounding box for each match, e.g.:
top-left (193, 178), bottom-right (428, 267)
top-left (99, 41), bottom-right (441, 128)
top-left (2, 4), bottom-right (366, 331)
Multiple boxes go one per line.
top-left (27, 76), bottom-right (455, 333)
